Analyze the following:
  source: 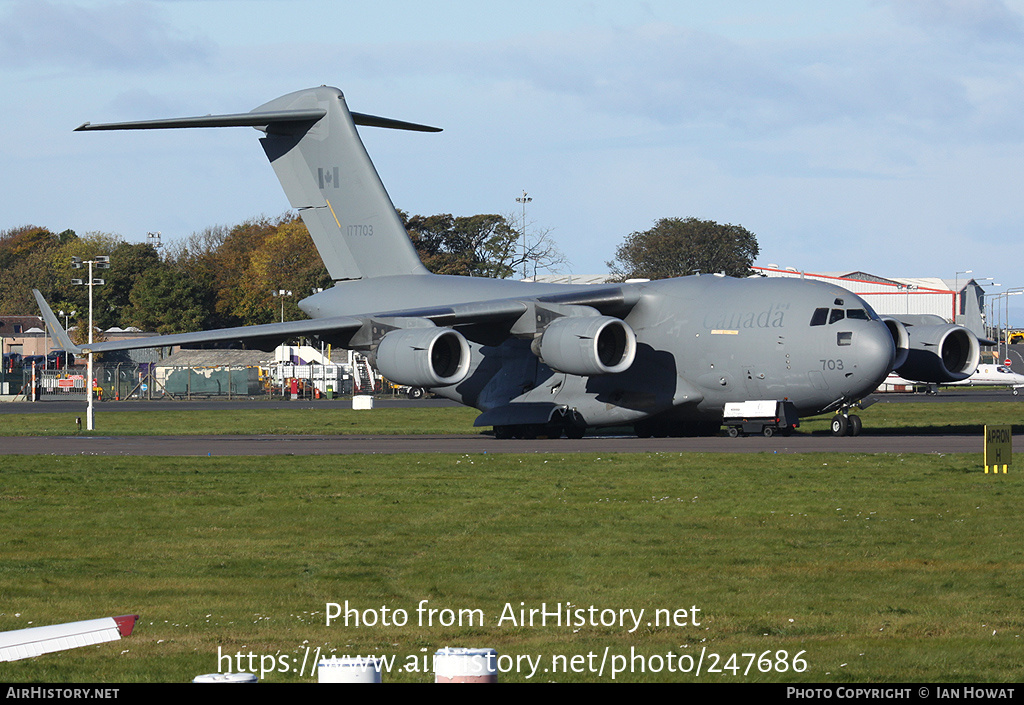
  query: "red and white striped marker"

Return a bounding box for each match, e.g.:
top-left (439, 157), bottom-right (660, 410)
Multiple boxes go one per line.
top-left (0, 615), bottom-right (138, 662)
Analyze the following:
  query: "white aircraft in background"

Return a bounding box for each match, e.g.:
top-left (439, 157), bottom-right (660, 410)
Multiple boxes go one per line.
top-left (885, 363), bottom-right (1024, 395)
top-left (949, 363), bottom-right (1024, 395)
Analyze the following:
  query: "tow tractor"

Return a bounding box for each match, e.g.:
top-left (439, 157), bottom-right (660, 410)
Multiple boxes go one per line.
top-left (722, 400), bottom-right (800, 438)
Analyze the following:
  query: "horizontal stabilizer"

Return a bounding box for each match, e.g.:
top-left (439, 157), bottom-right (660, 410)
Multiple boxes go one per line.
top-left (76, 109), bottom-right (326, 131)
top-left (0, 615), bottom-right (138, 662)
top-left (75, 109), bottom-right (440, 133)
top-left (350, 111), bottom-right (442, 133)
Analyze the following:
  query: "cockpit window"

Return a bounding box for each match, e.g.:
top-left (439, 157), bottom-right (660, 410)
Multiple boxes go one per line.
top-left (810, 308), bottom-right (828, 326)
top-left (846, 308), bottom-right (869, 320)
top-left (829, 309), bottom-right (845, 324)
top-left (837, 332), bottom-right (853, 346)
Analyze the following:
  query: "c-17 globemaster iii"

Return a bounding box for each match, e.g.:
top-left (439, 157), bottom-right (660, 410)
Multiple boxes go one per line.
top-left (35, 86), bottom-right (986, 438)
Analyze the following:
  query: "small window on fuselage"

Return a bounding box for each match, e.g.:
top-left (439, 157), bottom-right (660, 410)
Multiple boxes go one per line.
top-left (810, 308), bottom-right (828, 326)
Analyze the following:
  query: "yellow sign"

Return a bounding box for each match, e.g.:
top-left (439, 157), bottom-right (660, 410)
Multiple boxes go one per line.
top-left (984, 425), bottom-right (1012, 474)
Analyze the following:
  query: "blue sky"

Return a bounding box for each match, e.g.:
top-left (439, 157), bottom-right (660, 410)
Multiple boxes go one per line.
top-left (3, 0), bottom-right (1024, 323)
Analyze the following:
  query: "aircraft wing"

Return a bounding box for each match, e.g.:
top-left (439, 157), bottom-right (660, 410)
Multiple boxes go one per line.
top-left (34, 289), bottom-right (363, 354)
top-left (0, 614), bottom-right (138, 662)
top-left (34, 284), bottom-right (639, 355)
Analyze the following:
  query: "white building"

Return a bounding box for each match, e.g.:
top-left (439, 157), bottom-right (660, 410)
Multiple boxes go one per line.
top-left (752, 267), bottom-right (989, 338)
top-left (529, 268), bottom-right (993, 340)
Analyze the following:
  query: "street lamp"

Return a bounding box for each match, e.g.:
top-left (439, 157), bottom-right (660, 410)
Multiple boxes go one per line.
top-left (72, 255), bottom-right (109, 431)
top-left (58, 309), bottom-right (77, 332)
top-left (272, 289), bottom-right (293, 323)
top-left (896, 283), bottom-right (918, 314)
top-left (516, 190), bottom-right (532, 280)
top-left (1004, 289), bottom-right (1024, 359)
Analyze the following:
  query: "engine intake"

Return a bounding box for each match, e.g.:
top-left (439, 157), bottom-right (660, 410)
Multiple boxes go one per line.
top-left (375, 327), bottom-right (471, 388)
top-left (895, 323), bottom-right (980, 382)
top-left (879, 316), bottom-right (910, 371)
top-left (535, 316), bottom-right (636, 376)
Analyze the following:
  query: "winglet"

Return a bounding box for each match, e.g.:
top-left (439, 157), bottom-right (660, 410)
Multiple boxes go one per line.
top-left (32, 290), bottom-right (81, 353)
top-left (112, 614), bottom-right (139, 637)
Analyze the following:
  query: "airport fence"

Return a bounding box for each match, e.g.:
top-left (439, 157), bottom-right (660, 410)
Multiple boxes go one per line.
top-left (13, 361), bottom-right (416, 402)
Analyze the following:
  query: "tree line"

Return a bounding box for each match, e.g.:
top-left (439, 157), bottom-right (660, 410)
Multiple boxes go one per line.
top-left (0, 212), bottom-right (757, 339)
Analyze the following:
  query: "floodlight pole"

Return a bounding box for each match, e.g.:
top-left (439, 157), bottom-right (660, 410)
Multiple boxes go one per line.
top-left (272, 289), bottom-right (293, 323)
top-left (1005, 289), bottom-right (1024, 360)
top-left (516, 190), bottom-right (532, 280)
top-left (87, 260), bottom-right (95, 430)
top-left (73, 255), bottom-right (108, 431)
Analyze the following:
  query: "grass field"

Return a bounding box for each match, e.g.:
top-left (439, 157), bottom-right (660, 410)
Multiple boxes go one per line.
top-left (0, 402), bottom-right (1022, 683)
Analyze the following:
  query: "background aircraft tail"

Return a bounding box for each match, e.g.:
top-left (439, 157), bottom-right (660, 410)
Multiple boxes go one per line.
top-left (78, 86), bottom-right (437, 281)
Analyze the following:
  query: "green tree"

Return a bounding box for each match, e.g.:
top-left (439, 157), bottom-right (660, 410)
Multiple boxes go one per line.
top-left (404, 212), bottom-right (517, 277)
top-left (403, 211), bottom-right (566, 278)
top-left (123, 266), bottom-right (213, 334)
top-left (608, 217), bottom-right (759, 280)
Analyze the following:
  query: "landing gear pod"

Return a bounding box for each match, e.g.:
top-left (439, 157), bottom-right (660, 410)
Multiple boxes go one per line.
top-left (535, 316), bottom-right (636, 376)
top-left (376, 327), bottom-right (471, 388)
top-left (896, 323), bottom-right (980, 382)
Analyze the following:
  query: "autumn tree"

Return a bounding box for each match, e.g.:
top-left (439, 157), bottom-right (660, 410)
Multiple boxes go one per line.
top-left (608, 217), bottom-right (759, 281)
top-left (403, 211), bottom-right (566, 279)
top-left (0, 226), bottom-right (66, 314)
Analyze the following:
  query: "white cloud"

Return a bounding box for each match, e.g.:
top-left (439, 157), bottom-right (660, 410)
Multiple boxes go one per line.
top-left (0, 0), bottom-right (215, 71)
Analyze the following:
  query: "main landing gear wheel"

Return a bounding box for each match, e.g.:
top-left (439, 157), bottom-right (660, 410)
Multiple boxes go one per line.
top-left (565, 424), bottom-right (586, 439)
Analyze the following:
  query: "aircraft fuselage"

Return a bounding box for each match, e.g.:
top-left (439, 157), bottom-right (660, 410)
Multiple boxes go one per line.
top-left (301, 273), bottom-right (896, 430)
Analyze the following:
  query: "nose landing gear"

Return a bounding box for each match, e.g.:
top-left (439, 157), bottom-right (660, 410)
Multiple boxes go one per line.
top-left (831, 410), bottom-right (863, 436)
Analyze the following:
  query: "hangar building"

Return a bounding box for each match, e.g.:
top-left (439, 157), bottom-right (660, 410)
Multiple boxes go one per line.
top-left (751, 267), bottom-right (989, 339)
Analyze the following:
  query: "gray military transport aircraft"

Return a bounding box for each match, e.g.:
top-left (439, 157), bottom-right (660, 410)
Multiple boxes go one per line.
top-left (34, 86), bottom-right (985, 439)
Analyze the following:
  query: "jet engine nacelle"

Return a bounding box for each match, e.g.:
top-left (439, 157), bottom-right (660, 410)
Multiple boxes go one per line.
top-left (534, 315), bottom-right (636, 376)
top-left (894, 322), bottom-right (980, 383)
top-left (879, 316), bottom-right (910, 371)
top-left (375, 327), bottom-right (471, 388)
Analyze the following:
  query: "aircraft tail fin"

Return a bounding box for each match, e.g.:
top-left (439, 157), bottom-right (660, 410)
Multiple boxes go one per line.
top-left (76, 86), bottom-right (437, 281)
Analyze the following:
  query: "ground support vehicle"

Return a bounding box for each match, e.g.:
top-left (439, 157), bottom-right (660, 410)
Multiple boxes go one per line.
top-left (722, 400), bottom-right (800, 438)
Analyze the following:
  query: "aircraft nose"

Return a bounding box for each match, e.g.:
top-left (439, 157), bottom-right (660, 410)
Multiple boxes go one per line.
top-left (854, 321), bottom-right (897, 392)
